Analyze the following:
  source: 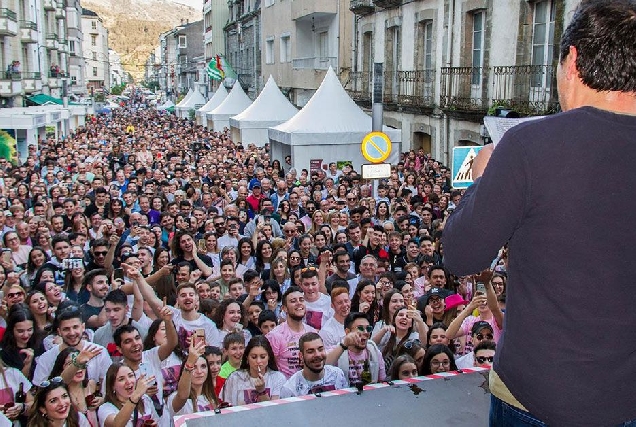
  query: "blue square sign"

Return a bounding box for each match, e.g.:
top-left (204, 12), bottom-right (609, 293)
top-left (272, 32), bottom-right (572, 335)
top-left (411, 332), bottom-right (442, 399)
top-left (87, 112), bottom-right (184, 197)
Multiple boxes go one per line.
top-left (452, 146), bottom-right (484, 189)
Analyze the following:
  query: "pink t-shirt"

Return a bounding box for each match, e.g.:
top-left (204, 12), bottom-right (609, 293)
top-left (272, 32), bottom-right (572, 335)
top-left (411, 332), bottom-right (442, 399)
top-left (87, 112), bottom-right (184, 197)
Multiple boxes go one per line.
top-left (459, 315), bottom-right (502, 356)
top-left (266, 322), bottom-right (316, 378)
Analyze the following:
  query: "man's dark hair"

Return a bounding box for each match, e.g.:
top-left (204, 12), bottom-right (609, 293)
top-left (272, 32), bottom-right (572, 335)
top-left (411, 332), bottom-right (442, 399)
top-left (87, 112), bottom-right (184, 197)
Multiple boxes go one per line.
top-left (344, 312), bottom-right (369, 330)
top-left (51, 234), bottom-right (70, 248)
top-left (560, 0), bottom-right (636, 92)
top-left (282, 285), bottom-right (303, 307)
top-left (83, 268), bottom-right (109, 288)
top-left (222, 332), bottom-right (244, 350)
top-left (428, 264), bottom-right (447, 279)
top-left (104, 289), bottom-right (128, 305)
top-left (113, 324), bottom-right (139, 347)
top-left (474, 339), bottom-right (496, 354)
top-left (299, 332), bottom-right (322, 353)
top-left (300, 266), bottom-right (319, 280)
top-left (90, 238), bottom-right (109, 249)
top-left (257, 310), bottom-right (277, 327)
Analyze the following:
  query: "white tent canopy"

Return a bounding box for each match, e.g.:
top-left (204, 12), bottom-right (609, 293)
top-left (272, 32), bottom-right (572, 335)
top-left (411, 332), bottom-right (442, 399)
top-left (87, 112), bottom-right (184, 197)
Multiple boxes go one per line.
top-left (176, 90), bottom-right (206, 119)
top-left (229, 75), bottom-right (298, 147)
top-left (196, 85), bottom-right (228, 126)
top-left (156, 100), bottom-right (174, 111)
top-left (175, 89), bottom-right (193, 107)
top-left (269, 67), bottom-right (401, 172)
top-left (207, 81), bottom-right (252, 132)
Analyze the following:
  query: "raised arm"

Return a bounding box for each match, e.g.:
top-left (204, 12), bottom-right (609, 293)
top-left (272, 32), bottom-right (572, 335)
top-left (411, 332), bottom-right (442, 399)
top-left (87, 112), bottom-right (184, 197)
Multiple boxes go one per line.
top-left (123, 263), bottom-right (163, 317)
top-left (171, 339), bottom-right (205, 413)
top-left (191, 246), bottom-right (213, 278)
top-left (446, 296), bottom-right (484, 339)
top-left (156, 305), bottom-right (178, 361)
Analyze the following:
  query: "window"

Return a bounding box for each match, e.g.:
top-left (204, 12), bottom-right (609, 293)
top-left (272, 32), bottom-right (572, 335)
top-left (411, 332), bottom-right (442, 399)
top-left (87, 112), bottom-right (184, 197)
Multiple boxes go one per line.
top-left (69, 40), bottom-right (75, 53)
top-left (92, 67), bottom-right (97, 76)
top-left (423, 21), bottom-right (433, 70)
top-left (471, 11), bottom-right (485, 85)
top-left (318, 31), bottom-right (328, 59)
top-left (71, 75), bottom-right (77, 84)
top-left (91, 34), bottom-right (96, 46)
top-left (280, 35), bottom-right (290, 63)
top-left (178, 35), bottom-right (187, 48)
top-left (531, 0), bottom-right (555, 87)
top-left (91, 21), bottom-right (96, 29)
top-left (265, 38), bottom-right (274, 64)
top-left (264, 0), bottom-right (274, 6)
top-left (92, 52), bottom-right (97, 61)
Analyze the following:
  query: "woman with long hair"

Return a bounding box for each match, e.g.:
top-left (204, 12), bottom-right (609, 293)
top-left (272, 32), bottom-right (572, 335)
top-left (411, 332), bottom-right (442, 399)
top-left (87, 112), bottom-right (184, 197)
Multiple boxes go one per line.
top-left (388, 354), bottom-right (419, 381)
top-left (97, 362), bottom-right (159, 427)
top-left (373, 201), bottom-right (391, 226)
top-left (236, 238), bottom-right (255, 271)
top-left (142, 318), bottom-right (184, 399)
top-left (64, 261), bottom-right (88, 305)
top-left (26, 290), bottom-right (53, 336)
top-left (213, 299), bottom-right (251, 345)
top-left (28, 379), bottom-right (87, 427)
top-left (0, 305), bottom-right (44, 378)
top-left (49, 347), bottom-right (100, 427)
top-left (260, 280), bottom-right (283, 320)
top-left (149, 247), bottom-right (176, 307)
top-left (167, 339), bottom-right (217, 416)
top-left (170, 230), bottom-right (213, 278)
top-left (421, 344), bottom-right (457, 376)
top-left (277, 200), bottom-right (291, 225)
top-left (107, 199), bottom-right (128, 225)
top-left (220, 336), bottom-right (285, 406)
top-left (380, 306), bottom-right (426, 368)
top-left (371, 289), bottom-right (405, 349)
top-left (26, 247), bottom-right (49, 284)
top-left (254, 240), bottom-right (273, 274)
top-left (268, 257), bottom-right (290, 295)
top-left (350, 279), bottom-right (380, 326)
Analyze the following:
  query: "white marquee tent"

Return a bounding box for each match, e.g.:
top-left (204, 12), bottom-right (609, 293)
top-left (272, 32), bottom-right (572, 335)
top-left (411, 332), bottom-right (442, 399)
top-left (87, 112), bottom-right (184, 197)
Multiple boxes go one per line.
top-left (207, 81), bottom-right (252, 132)
top-left (196, 85), bottom-right (228, 127)
top-left (176, 89), bottom-right (206, 119)
top-left (175, 89), bottom-right (193, 108)
top-left (229, 76), bottom-right (298, 147)
top-left (269, 67), bottom-right (401, 172)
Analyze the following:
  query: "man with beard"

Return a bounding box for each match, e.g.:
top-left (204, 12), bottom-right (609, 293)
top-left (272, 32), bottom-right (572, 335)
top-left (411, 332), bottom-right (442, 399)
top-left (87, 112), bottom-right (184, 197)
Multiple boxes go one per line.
top-left (112, 305), bottom-right (177, 415)
top-left (326, 312), bottom-right (386, 385)
top-left (280, 333), bottom-right (348, 397)
top-left (266, 286), bottom-right (316, 379)
top-left (325, 250), bottom-right (358, 297)
top-left (33, 306), bottom-right (112, 384)
top-left (80, 269), bottom-right (110, 330)
top-left (319, 286), bottom-right (351, 351)
top-left (129, 263), bottom-right (220, 348)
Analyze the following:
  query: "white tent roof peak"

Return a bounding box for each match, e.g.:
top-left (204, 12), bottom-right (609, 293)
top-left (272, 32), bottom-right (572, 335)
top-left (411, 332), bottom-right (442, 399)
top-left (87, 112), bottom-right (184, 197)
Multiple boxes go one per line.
top-left (198, 85), bottom-right (228, 113)
top-left (210, 81), bottom-right (252, 115)
top-left (232, 75), bottom-right (297, 122)
top-left (176, 89), bottom-right (193, 107)
top-left (180, 90), bottom-right (206, 108)
top-left (273, 67), bottom-right (373, 134)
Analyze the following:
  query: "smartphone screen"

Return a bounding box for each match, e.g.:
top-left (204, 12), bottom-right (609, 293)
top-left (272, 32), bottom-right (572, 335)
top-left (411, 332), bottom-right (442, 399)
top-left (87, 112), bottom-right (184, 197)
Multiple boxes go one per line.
top-left (193, 329), bottom-right (205, 347)
top-left (476, 282), bottom-right (486, 294)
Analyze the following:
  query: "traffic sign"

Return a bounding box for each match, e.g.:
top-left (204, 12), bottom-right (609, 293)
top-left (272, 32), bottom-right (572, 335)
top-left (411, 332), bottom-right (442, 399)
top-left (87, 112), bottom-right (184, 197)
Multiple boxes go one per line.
top-left (452, 146), bottom-right (484, 189)
top-left (361, 132), bottom-right (392, 164)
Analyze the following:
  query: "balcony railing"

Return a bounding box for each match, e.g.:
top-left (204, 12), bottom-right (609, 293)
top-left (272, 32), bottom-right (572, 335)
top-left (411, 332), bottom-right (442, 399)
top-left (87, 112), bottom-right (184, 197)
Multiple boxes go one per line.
top-left (2, 71), bottom-right (21, 80)
top-left (19, 20), bottom-right (37, 30)
top-left (292, 57), bottom-right (337, 70)
top-left (350, 0), bottom-right (374, 15)
top-left (0, 8), bottom-right (17, 21)
top-left (46, 32), bottom-right (58, 39)
top-left (396, 70), bottom-right (436, 108)
top-left (373, 0), bottom-right (401, 8)
top-left (22, 72), bottom-right (41, 79)
top-left (439, 66), bottom-right (489, 112)
top-left (344, 71), bottom-right (372, 103)
top-left (492, 64), bottom-right (560, 115)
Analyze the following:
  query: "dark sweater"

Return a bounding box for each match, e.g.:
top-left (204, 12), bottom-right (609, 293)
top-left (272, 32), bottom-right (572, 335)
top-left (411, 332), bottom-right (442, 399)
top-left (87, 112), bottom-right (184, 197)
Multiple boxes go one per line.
top-left (443, 107), bottom-right (636, 426)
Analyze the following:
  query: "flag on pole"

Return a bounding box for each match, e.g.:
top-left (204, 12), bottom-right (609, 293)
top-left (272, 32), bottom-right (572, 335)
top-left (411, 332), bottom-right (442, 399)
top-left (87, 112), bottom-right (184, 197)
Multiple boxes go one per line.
top-left (206, 55), bottom-right (225, 81)
top-left (219, 56), bottom-right (237, 80)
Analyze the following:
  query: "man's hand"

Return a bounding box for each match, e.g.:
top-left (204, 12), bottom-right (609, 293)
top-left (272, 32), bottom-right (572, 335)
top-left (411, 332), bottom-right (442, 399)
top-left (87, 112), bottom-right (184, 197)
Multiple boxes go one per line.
top-left (471, 144), bottom-right (494, 180)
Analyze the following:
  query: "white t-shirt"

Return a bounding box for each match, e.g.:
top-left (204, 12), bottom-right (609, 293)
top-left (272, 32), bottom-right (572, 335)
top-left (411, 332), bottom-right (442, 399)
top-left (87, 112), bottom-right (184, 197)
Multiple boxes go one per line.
top-left (98, 395), bottom-right (161, 427)
top-left (158, 352), bottom-right (183, 400)
top-left (166, 392), bottom-right (215, 417)
top-left (0, 367), bottom-right (31, 427)
top-left (220, 369), bottom-right (286, 407)
top-left (279, 365), bottom-right (349, 398)
top-left (318, 317), bottom-right (345, 351)
top-left (33, 341), bottom-right (112, 385)
top-left (169, 307), bottom-right (221, 349)
top-left (304, 294), bottom-right (334, 330)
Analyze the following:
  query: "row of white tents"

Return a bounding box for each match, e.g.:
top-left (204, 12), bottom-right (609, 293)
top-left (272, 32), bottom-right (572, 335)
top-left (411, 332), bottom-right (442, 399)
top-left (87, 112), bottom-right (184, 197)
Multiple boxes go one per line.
top-left (158, 67), bottom-right (401, 170)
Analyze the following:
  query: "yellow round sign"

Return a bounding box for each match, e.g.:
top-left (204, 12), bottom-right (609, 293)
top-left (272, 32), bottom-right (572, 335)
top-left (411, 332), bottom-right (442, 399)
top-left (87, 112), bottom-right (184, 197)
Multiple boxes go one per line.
top-left (361, 132), bottom-right (392, 164)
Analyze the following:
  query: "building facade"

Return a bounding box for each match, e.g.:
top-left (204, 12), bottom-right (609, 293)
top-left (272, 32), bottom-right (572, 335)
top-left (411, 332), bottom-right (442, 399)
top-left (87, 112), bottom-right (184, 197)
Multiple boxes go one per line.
top-left (109, 48), bottom-right (123, 87)
top-left (261, 0), bottom-right (354, 107)
top-left (81, 7), bottom-right (109, 93)
top-left (175, 20), bottom-right (204, 95)
top-left (345, 0), bottom-right (581, 164)
top-left (224, 0), bottom-right (261, 98)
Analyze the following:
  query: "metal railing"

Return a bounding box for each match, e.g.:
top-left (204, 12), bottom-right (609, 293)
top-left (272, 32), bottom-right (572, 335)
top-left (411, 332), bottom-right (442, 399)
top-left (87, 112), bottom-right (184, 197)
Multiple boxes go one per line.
top-left (2, 71), bottom-right (21, 80)
top-left (492, 64), bottom-right (560, 115)
top-left (349, 0), bottom-right (374, 15)
top-left (19, 20), bottom-right (37, 29)
top-left (46, 32), bottom-right (58, 39)
top-left (0, 8), bottom-right (17, 20)
top-left (22, 72), bottom-right (41, 79)
top-left (343, 71), bottom-right (372, 103)
top-left (396, 69), bottom-right (436, 108)
top-left (292, 57), bottom-right (337, 70)
top-left (439, 66), bottom-right (489, 111)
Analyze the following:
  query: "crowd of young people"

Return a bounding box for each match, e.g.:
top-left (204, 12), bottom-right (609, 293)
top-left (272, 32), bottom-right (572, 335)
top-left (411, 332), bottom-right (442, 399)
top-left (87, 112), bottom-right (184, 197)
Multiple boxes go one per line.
top-left (0, 90), bottom-right (503, 427)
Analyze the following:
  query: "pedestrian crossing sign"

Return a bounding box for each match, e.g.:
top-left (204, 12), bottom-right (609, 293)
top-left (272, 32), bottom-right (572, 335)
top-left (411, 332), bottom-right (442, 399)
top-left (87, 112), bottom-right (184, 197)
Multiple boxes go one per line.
top-left (452, 146), bottom-right (484, 189)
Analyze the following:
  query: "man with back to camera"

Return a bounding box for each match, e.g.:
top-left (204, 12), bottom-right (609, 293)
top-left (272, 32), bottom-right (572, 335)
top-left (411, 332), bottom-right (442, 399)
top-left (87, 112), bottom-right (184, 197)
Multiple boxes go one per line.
top-left (442, 2), bottom-right (636, 425)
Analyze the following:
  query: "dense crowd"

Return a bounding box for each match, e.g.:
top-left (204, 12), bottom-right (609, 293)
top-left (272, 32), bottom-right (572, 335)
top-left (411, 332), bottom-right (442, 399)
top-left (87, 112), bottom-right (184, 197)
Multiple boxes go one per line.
top-left (0, 89), bottom-right (504, 427)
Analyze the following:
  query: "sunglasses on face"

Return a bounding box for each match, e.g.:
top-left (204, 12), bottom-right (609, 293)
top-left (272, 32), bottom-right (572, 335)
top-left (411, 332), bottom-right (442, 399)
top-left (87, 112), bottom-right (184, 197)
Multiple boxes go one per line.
top-left (94, 251), bottom-right (108, 256)
top-left (301, 266), bottom-right (317, 273)
top-left (476, 333), bottom-right (494, 341)
top-left (476, 356), bottom-right (494, 364)
top-left (355, 325), bottom-right (373, 333)
top-left (39, 376), bottom-right (63, 388)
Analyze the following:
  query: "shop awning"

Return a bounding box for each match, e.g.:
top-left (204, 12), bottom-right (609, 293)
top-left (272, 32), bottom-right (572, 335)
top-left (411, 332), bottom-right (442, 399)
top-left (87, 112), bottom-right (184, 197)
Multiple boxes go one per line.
top-left (27, 94), bottom-right (64, 106)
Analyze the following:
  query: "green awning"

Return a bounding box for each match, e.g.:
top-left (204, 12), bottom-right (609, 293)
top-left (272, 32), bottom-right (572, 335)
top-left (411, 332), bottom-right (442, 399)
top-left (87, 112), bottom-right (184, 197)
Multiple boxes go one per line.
top-left (27, 94), bottom-right (64, 105)
top-left (166, 106), bottom-right (175, 113)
